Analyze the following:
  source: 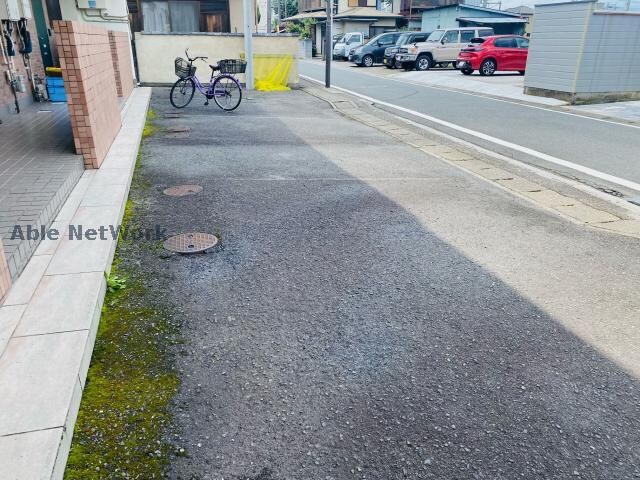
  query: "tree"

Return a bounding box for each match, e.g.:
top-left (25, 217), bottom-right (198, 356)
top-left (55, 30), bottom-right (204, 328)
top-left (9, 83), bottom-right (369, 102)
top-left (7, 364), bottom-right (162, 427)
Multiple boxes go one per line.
top-left (273, 0), bottom-right (298, 22)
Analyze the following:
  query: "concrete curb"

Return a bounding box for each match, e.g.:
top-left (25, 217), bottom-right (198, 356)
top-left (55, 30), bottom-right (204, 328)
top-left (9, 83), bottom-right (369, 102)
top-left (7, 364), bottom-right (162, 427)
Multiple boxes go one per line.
top-left (302, 84), bottom-right (640, 240)
top-left (0, 88), bottom-right (151, 480)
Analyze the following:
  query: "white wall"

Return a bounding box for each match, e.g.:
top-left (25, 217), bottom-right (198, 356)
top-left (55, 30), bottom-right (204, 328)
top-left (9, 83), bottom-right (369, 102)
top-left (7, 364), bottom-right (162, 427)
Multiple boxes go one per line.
top-left (59, 0), bottom-right (130, 33)
top-left (135, 32), bottom-right (299, 85)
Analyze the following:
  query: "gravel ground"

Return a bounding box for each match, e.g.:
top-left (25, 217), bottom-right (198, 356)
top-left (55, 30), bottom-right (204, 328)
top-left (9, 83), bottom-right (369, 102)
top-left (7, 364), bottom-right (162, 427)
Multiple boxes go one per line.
top-left (136, 88), bottom-right (640, 480)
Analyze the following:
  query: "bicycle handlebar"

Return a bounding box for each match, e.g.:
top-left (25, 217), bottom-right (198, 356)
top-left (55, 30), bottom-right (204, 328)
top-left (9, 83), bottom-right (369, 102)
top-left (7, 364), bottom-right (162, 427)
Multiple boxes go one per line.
top-left (185, 48), bottom-right (207, 63)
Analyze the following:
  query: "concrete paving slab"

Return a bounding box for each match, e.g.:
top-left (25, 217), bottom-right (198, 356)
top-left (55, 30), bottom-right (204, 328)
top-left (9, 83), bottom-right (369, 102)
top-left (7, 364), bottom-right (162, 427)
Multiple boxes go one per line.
top-left (475, 167), bottom-right (516, 181)
top-left (496, 177), bottom-right (544, 193)
top-left (419, 144), bottom-right (455, 156)
top-left (2, 256), bottom-right (52, 306)
top-left (13, 272), bottom-right (105, 336)
top-left (0, 330), bottom-right (87, 435)
top-left (439, 150), bottom-right (474, 161)
top-left (0, 428), bottom-right (63, 480)
top-left (554, 203), bottom-right (620, 224)
top-left (0, 305), bottom-right (26, 356)
top-left (80, 184), bottom-right (129, 207)
top-left (594, 219), bottom-right (640, 236)
top-left (33, 222), bottom-right (65, 257)
top-left (90, 167), bottom-right (132, 187)
top-left (45, 206), bottom-right (120, 275)
top-left (521, 189), bottom-right (575, 207)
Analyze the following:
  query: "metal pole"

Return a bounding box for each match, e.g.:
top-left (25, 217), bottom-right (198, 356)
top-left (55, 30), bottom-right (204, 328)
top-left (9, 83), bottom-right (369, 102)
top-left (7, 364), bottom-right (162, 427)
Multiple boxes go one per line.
top-left (243, 0), bottom-right (254, 89)
top-left (325, 0), bottom-right (331, 88)
top-left (277, 0), bottom-right (281, 32)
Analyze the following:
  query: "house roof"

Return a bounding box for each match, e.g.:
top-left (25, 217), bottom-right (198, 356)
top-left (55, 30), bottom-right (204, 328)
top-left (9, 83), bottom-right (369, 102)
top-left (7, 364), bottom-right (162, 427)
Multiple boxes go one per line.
top-left (334, 7), bottom-right (402, 19)
top-left (505, 5), bottom-right (534, 14)
top-left (423, 4), bottom-right (523, 17)
top-left (283, 10), bottom-right (326, 21)
top-left (456, 16), bottom-right (528, 24)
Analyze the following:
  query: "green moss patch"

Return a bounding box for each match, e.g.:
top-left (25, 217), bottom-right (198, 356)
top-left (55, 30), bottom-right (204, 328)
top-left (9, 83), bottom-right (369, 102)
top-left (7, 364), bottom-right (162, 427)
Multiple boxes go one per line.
top-left (142, 108), bottom-right (159, 139)
top-left (64, 113), bottom-right (179, 480)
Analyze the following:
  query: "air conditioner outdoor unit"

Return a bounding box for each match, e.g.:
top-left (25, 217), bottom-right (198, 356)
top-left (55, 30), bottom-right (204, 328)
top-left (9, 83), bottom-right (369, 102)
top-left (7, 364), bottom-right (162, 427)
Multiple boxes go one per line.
top-left (18, 0), bottom-right (32, 18)
top-left (77, 0), bottom-right (109, 9)
top-left (0, 0), bottom-right (21, 21)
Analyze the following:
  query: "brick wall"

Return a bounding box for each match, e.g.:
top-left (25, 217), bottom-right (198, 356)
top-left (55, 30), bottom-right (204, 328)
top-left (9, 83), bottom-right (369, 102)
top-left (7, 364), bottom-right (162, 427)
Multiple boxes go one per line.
top-left (54, 21), bottom-right (122, 169)
top-left (0, 20), bottom-right (45, 115)
top-left (0, 240), bottom-right (10, 301)
top-left (108, 30), bottom-right (135, 100)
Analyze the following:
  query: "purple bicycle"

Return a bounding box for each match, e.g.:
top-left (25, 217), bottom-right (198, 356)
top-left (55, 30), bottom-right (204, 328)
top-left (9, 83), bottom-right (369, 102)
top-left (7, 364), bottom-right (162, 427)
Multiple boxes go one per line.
top-left (170, 49), bottom-right (244, 111)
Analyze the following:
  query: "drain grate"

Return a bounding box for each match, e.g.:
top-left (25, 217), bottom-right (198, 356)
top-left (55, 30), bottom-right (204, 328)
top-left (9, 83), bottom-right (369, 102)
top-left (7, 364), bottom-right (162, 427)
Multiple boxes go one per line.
top-left (163, 184), bottom-right (203, 197)
top-left (164, 233), bottom-right (218, 253)
top-left (167, 126), bottom-right (190, 133)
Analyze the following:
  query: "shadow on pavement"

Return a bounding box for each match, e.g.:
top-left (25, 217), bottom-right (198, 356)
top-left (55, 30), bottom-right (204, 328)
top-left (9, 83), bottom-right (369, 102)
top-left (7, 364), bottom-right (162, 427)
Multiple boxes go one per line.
top-left (136, 88), bottom-right (640, 480)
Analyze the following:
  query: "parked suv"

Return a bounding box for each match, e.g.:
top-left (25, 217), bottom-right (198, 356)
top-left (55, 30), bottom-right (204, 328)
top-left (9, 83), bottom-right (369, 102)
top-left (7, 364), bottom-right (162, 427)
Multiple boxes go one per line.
top-left (383, 31), bottom-right (431, 69)
top-left (457, 35), bottom-right (529, 76)
top-left (349, 32), bottom-right (402, 67)
top-left (395, 27), bottom-right (494, 71)
top-left (333, 32), bottom-right (366, 60)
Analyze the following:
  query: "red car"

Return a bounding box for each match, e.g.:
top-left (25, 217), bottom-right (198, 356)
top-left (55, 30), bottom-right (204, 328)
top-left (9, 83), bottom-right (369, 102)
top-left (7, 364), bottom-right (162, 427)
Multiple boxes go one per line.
top-left (456, 35), bottom-right (529, 76)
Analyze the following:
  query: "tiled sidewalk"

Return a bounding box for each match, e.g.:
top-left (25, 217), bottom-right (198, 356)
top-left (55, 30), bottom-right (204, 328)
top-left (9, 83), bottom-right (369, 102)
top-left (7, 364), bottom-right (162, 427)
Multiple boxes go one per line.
top-left (0, 88), bottom-right (151, 480)
top-left (0, 103), bottom-right (85, 281)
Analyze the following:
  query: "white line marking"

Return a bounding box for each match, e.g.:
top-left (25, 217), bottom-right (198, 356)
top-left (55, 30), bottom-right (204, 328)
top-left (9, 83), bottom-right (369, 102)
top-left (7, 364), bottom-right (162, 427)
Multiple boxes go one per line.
top-left (301, 74), bottom-right (640, 194)
top-left (300, 61), bottom-right (640, 130)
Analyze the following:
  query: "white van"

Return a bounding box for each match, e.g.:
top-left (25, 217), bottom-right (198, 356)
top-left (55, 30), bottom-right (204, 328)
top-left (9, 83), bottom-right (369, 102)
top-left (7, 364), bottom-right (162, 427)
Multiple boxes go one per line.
top-left (333, 32), bottom-right (366, 60)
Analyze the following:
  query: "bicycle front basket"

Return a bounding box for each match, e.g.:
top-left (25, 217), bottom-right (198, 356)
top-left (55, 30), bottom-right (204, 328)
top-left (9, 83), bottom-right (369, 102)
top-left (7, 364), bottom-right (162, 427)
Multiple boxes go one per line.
top-left (218, 59), bottom-right (247, 74)
top-left (175, 57), bottom-right (196, 78)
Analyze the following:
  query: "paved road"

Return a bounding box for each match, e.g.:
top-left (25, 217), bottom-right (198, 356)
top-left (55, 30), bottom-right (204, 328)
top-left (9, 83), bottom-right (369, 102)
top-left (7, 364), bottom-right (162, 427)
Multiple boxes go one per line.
top-left (140, 89), bottom-right (640, 479)
top-left (300, 60), bottom-right (640, 190)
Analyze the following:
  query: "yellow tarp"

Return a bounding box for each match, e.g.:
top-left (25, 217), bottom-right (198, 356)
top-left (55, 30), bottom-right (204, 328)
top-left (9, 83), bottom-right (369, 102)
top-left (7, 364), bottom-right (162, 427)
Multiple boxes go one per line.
top-left (242, 54), bottom-right (293, 92)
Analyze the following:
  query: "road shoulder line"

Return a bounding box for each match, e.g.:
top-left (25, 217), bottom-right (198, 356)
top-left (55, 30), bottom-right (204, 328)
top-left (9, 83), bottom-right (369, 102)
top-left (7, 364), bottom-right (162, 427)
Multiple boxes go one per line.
top-left (301, 81), bottom-right (640, 240)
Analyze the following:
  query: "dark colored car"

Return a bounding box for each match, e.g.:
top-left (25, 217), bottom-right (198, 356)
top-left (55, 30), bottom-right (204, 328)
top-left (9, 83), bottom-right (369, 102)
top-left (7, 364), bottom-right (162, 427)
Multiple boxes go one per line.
top-left (349, 32), bottom-right (402, 67)
top-left (457, 35), bottom-right (529, 76)
top-left (383, 32), bottom-right (431, 69)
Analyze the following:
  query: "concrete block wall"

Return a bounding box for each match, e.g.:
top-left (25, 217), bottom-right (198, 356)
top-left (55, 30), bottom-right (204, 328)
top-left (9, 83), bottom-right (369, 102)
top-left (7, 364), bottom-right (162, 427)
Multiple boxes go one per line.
top-left (134, 32), bottom-right (299, 85)
top-left (54, 20), bottom-right (122, 169)
top-left (0, 240), bottom-right (10, 301)
top-left (109, 30), bottom-right (135, 100)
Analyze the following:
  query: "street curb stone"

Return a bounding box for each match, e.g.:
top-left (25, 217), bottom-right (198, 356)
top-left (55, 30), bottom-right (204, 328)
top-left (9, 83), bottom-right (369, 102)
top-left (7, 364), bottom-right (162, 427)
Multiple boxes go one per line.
top-left (302, 84), bottom-right (640, 239)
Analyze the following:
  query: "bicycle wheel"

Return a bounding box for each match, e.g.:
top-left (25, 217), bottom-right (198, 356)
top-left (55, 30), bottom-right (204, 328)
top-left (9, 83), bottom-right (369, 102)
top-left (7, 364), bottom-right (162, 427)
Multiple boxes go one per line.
top-left (170, 78), bottom-right (195, 109)
top-left (212, 75), bottom-right (242, 111)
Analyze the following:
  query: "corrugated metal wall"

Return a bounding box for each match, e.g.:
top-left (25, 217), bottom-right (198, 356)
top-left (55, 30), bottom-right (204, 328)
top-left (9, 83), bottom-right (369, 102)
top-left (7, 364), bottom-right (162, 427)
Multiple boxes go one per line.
top-left (523, 1), bottom-right (592, 93)
top-left (576, 12), bottom-right (640, 93)
top-left (525, 0), bottom-right (640, 96)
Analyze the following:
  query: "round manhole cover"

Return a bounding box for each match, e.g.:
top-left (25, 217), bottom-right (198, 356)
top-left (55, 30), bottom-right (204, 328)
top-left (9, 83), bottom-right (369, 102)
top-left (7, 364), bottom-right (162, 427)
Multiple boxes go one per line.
top-left (164, 233), bottom-right (218, 253)
top-left (163, 184), bottom-right (203, 197)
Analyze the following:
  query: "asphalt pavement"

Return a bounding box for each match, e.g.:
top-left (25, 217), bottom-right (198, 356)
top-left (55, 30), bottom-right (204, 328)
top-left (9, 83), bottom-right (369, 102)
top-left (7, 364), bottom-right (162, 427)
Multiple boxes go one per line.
top-left (139, 88), bottom-right (640, 480)
top-left (299, 60), bottom-right (640, 191)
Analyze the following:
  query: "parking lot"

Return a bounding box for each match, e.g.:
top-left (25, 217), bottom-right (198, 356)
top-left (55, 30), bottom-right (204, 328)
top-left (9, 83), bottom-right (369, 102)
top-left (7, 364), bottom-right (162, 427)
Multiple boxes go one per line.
top-left (313, 58), bottom-right (566, 106)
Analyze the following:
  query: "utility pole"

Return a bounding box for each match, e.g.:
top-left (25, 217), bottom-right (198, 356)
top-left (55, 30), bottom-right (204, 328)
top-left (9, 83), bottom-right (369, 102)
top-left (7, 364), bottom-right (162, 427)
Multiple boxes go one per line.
top-left (243, 0), bottom-right (254, 89)
top-left (325, 0), bottom-right (332, 88)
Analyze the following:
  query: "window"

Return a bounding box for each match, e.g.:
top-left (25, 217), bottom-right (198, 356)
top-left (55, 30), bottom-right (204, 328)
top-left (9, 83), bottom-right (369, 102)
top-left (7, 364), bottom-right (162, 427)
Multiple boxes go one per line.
top-left (141, 0), bottom-right (200, 33)
top-left (478, 29), bottom-right (494, 37)
top-left (516, 37), bottom-right (529, 49)
top-left (427, 30), bottom-right (444, 42)
top-left (170, 1), bottom-right (199, 33)
top-left (460, 30), bottom-right (474, 43)
top-left (413, 34), bottom-right (427, 42)
top-left (442, 30), bottom-right (459, 44)
top-left (347, 35), bottom-right (361, 45)
top-left (494, 37), bottom-right (517, 48)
